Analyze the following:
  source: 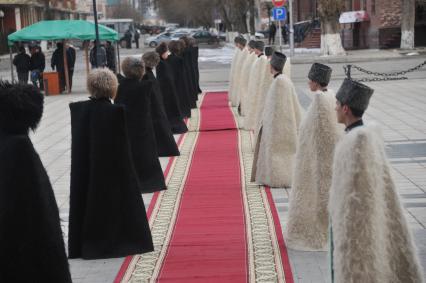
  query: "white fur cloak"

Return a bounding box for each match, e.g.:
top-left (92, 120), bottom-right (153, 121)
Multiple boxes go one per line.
top-left (285, 89), bottom-right (342, 251)
top-left (283, 57), bottom-right (291, 78)
top-left (231, 48), bottom-right (249, 107)
top-left (243, 54), bottom-right (266, 130)
top-left (329, 124), bottom-right (424, 283)
top-left (251, 74), bottom-right (302, 188)
top-left (228, 48), bottom-right (241, 104)
top-left (238, 52), bottom-right (257, 116)
top-left (244, 56), bottom-right (270, 131)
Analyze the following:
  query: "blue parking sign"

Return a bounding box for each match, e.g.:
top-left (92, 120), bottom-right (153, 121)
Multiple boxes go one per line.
top-left (272, 7), bottom-right (287, 21)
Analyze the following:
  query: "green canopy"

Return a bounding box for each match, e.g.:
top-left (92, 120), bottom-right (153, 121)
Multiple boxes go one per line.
top-left (8, 20), bottom-right (119, 45)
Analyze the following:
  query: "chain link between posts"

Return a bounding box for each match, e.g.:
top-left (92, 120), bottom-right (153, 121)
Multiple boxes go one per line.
top-left (343, 59), bottom-right (426, 82)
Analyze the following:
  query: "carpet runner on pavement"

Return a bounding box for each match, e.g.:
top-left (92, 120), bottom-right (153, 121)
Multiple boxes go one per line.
top-left (115, 92), bottom-right (293, 283)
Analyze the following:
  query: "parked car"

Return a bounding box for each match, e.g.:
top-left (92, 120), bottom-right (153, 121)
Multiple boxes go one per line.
top-left (144, 32), bottom-right (172, 47)
top-left (192, 31), bottom-right (220, 45)
top-left (170, 32), bottom-right (190, 41)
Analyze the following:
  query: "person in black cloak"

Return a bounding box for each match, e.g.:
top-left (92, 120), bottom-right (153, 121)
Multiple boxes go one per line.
top-left (114, 57), bottom-right (167, 193)
top-left (142, 51), bottom-right (180, 157)
top-left (68, 68), bottom-right (154, 259)
top-left (167, 40), bottom-right (192, 118)
top-left (189, 37), bottom-right (203, 95)
top-left (0, 81), bottom-right (72, 282)
top-left (155, 43), bottom-right (188, 134)
top-left (180, 37), bottom-right (197, 108)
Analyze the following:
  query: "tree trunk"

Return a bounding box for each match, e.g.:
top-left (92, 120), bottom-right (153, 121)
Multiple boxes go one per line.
top-left (320, 19), bottom-right (345, 55)
top-left (248, 0), bottom-right (256, 35)
top-left (400, 0), bottom-right (415, 49)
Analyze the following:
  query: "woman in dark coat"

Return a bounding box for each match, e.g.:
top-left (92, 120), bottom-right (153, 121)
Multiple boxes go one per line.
top-left (155, 43), bottom-right (188, 134)
top-left (167, 40), bottom-right (192, 117)
top-left (0, 81), bottom-right (72, 282)
top-left (68, 68), bottom-right (153, 260)
top-left (142, 51), bottom-right (180, 157)
top-left (114, 57), bottom-right (166, 193)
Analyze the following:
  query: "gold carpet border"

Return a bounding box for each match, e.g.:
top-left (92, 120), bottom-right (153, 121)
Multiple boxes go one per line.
top-left (121, 97), bottom-right (202, 283)
top-left (233, 107), bottom-right (287, 283)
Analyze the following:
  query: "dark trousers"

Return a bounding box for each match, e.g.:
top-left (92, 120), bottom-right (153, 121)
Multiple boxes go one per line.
top-left (17, 72), bottom-right (29, 84)
top-left (135, 38), bottom-right (139, 48)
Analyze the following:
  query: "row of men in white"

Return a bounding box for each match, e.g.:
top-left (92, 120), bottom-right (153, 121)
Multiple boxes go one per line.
top-left (228, 36), bottom-right (424, 282)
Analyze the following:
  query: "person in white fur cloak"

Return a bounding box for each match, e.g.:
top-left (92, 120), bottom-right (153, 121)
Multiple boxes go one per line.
top-left (249, 46), bottom-right (275, 138)
top-left (231, 39), bottom-right (249, 107)
top-left (244, 40), bottom-right (266, 130)
top-left (228, 36), bottom-right (246, 105)
top-left (285, 63), bottom-right (342, 251)
top-left (251, 52), bottom-right (302, 188)
top-left (329, 78), bottom-right (424, 283)
top-left (238, 40), bottom-right (257, 116)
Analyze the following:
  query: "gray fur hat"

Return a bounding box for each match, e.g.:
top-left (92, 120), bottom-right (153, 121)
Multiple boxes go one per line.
top-left (308, 63), bottom-right (332, 86)
top-left (254, 40), bottom-right (265, 51)
top-left (87, 68), bottom-right (118, 99)
top-left (270, 51), bottom-right (287, 72)
top-left (265, 46), bottom-right (275, 56)
top-left (248, 40), bottom-right (256, 49)
top-left (142, 51), bottom-right (160, 68)
top-left (336, 78), bottom-right (374, 111)
top-left (234, 36), bottom-right (247, 46)
top-left (122, 57), bottom-right (145, 80)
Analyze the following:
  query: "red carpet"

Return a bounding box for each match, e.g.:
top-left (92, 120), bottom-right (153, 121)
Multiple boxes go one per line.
top-left (115, 92), bottom-right (293, 283)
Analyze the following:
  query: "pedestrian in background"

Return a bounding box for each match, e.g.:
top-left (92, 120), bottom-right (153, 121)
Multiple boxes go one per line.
top-left (29, 46), bottom-right (45, 90)
top-left (51, 42), bottom-right (74, 92)
top-left (66, 44), bottom-right (76, 91)
top-left (0, 81), bottom-right (72, 282)
top-left (105, 41), bottom-right (117, 73)
top-left (125, 29), bottom-right (132, 49)
top-left (269, 22), bottom-right (277, 45)
top-left (13, 46), bottom-right (31, 84)
top-left (89, 41), bottom-right (107, 68)
top-left (68, 68), bottom-right (154, 259)
top-left (134, 29), bottom-right (140, 49)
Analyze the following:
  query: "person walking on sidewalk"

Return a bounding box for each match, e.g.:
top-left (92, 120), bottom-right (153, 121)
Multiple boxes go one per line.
top-left (329, 79), bottom-right (424, 282)
top-left (105, 41), bottom-right (117, 73)
top-left (66, 44), bottom-right (76, 92)
top-left (13, 46), bottom-right (31, 84)
top-left (89, 41), bottom-right (107, 68)
top-left (51, 42), bottom-right (74, 92)
top-left (134, 29), bottom-right (140, 49)
top-left (29, 46), bottom-right (45, 89)
top-left (0, 81), bottom-right (72, 282)
top-left (269, 22), bottom-right (277, 45)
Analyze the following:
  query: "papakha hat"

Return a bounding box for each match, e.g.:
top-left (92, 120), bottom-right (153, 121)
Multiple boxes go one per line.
top-left (265, 46), bottom-right (275, 56)
top-left (248, 40), bottom-right (256, 49)
top-left (254, 40), bottom-right (265, 51)
top-left (270, 51), bottom-right (287, 72)
top-left (234, 36), bottom-right (247, 46)
top-left (336, 78), bottom-right (374, 111)
top-left (308, 63), bottom-right (332, 86)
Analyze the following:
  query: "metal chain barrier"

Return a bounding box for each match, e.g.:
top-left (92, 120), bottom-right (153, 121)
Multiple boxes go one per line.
top-left (344, 60), bottom-right (426, 82)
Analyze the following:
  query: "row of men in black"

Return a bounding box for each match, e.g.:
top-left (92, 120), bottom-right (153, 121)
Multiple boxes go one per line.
top-left (12, 45), bottom-right (46, 87)
top-left (0, 36), bottom-right (202, 282)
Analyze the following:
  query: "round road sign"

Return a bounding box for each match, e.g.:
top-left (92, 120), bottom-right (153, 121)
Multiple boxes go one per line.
top-left (272, 0), bottom-right (286, 7)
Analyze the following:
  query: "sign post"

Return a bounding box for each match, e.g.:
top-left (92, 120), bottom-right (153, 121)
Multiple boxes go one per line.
top-left (272, 7), bottom-right (287, 52)
top-left (289, 0), bottom-right (294, 57)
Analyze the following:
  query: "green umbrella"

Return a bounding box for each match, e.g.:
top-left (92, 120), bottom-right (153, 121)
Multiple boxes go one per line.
top-left (7, 20), bottom-right (118, 45)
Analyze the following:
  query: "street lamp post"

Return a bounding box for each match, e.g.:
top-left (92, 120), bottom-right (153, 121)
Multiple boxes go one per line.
top-left (92, 0), bottom-right (101, 67)
top-left (0, 10), bottom-right (4, 35)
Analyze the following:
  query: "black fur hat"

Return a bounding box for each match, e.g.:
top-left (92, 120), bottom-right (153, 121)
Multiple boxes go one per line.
top-left (234, 36), bottom-right (247, 46)
top-left (336, 78), bottom-right (374, 111)
top-left (308, 63), bottom-right (332, 86)
top-left (248, 40), bottom-right (256, 49)
top-left (265, 46), bottom-right (275, 56)
top-left (254, 40), bottom-right (265, 52)
top-left (0, 80), bottom-right (44, 134)
top-left (270, 51), bottom-right (287, 72)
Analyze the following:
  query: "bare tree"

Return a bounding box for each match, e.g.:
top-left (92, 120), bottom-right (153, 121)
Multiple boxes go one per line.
top-left (400, 0), bottom-right (415, 49)
top-left (110, 2), bottom-right (143, 22)
top-left (318, 0), bottom-right (345, 55)
top-left (248, 0), bottom-right (256, 35)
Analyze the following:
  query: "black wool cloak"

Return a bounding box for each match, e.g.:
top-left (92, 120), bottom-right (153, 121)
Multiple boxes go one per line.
top-left (69, 98), bottom-right (154, 259)
top-left (0, 83), bottom-right (71, 282)
top-left (115, 78), bottom-right (167, 193)
top-left (167, 54), bottom-right (192, 117)
top-left (143, 68), bottom-right (180, 157)
top-left (182, 48), bottom-right (198, 107)
top-left (156, 59), bottom-right (188, 134)
top-left (192, 45), bottom-right (202, 94)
